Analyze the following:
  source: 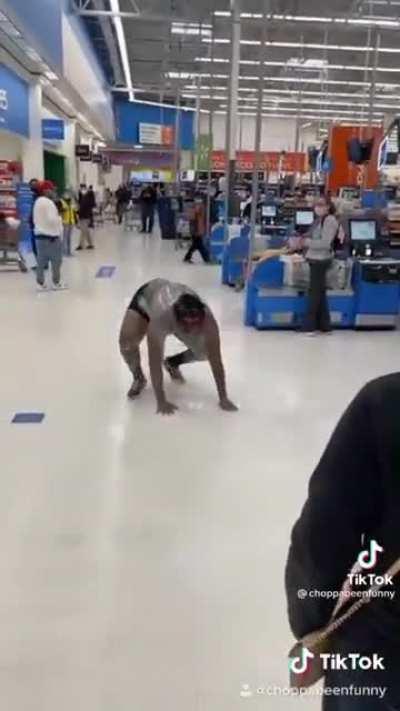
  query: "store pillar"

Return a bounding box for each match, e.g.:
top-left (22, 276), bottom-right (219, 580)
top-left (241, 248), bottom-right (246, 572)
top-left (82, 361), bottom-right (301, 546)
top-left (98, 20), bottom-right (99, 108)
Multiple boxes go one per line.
top-left (64, 119), bottom-right (78, 190)
top-left (225, 0), bottom-right (241, 219)
top-left (22, 82), bottom-right (44, 181)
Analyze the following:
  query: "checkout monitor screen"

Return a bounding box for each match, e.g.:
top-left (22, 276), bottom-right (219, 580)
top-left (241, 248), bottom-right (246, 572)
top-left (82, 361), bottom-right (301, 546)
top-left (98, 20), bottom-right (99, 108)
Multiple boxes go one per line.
top-left (296, 210), bottom-right (314, 227)
top-left (350, 220), bottom-right (377, 242)
top-left (262, 205), bottom-right (277, 218)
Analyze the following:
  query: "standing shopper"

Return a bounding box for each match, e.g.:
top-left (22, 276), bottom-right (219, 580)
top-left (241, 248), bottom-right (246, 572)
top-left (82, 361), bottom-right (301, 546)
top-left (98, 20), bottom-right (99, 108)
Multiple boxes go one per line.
top-left (139, 183), bottom-right (157, 233)
top-left (87, 185), bottom-right (96, 228)
top-left (33, 181), bottom-right (66, 290)
top-left (60, 190), bottom-right (78, 256)
top-left (184, 195), bottom-right (210, 264)
top-left (77, 186), bottom-right (94, 250)
top-left (285, 374), bottom-right (400, 710)
top-left (116, 184), bottom-right (131, 225)
top-left (29, 178), bottom-right (40, 263)
top-left (302, 197), bottom-right (338, 335)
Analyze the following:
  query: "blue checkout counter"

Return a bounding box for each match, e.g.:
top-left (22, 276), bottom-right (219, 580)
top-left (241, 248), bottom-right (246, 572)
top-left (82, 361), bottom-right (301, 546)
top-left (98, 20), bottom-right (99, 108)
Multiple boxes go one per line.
top-left (221, 223), bottom-right (289, 284)
top-left (245, 256), bottom-right (400, 330)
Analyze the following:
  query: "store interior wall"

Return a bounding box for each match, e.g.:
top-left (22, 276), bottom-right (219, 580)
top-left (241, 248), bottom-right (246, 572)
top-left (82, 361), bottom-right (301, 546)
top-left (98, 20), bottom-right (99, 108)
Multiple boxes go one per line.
top-left (199, 114), bottom-right (315, 152)
top-left (0, 132), bottom-right (23, 161)
top-left (62, 8), bottom-right (115, 140)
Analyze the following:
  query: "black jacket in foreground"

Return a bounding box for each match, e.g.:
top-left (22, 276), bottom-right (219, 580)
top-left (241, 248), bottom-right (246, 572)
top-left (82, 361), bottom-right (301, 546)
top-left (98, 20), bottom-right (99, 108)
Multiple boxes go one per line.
top-left (285, 373), bottom-right (400, 658)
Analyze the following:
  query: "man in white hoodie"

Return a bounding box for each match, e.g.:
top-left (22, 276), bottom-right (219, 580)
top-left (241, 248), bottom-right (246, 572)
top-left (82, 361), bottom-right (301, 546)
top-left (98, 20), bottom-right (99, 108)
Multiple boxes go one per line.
top-left (33, 180), bottom-right (67, 291)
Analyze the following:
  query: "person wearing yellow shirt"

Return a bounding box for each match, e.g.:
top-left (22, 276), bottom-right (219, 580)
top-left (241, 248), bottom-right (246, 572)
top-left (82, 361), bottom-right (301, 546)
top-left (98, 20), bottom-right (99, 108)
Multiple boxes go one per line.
top-left (60, 190), bottom-right (78, 256)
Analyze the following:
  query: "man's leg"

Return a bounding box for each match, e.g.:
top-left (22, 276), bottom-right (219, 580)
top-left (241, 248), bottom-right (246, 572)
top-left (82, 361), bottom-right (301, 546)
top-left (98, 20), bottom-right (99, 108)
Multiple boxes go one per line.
top-left (141, 208), bottom-right (147, 233)
top-left (148, 207), bottom-right (155, 233)
top-left (197, 236), bottom-right (210, 263)
top-left (164, 349), bottom-right (197, 382)
top-left (119, 309), bottom-right (149, 398)
top-left (86, 222), bottom-right (94, 248)
top-left (184, 238), bottom-right (196, 263)
top-left (78, 220), bottom-right (86, 248)
top-left (50, 238), bottom-right (62, 286)
top-left (35, 239), bottom-right (47, 285)
top-left (63, 224), bottom-right (70, 256)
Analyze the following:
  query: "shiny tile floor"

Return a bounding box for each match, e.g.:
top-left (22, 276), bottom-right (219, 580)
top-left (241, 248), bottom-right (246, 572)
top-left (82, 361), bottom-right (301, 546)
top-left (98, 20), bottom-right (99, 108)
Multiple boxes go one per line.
top-left (1, 224), bottom-right (399, 710)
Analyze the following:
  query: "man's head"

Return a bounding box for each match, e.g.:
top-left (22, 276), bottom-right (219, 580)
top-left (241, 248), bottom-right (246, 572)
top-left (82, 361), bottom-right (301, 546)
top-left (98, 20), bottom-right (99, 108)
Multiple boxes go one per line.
top-left (173, 293), bottom-right (206, 333)
top-left (38, 180), bottom-right (55, 199)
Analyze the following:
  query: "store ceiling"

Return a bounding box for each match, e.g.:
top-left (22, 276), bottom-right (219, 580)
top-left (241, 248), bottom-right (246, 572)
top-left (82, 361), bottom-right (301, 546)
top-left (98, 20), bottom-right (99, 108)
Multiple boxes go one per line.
top-left (78, 0), bottom-right (400, 123)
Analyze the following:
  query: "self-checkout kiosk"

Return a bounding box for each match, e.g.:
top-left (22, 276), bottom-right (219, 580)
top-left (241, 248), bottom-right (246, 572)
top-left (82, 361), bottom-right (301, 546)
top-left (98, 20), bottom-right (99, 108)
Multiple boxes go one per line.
top-left (245, 215), bottom-right (400, 330)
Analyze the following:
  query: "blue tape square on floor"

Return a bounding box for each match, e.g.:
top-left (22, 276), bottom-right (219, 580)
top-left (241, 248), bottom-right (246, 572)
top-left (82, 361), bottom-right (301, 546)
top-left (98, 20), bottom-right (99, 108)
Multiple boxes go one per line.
top-left (12, 412), bottom-right (45, 424)
top-left (96, 266), bottom-right (116, 278)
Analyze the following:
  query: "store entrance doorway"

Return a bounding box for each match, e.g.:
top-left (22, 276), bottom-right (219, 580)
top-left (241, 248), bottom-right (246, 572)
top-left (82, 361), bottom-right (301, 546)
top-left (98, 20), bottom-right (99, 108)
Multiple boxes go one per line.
top-left (44, 151), bottom-right (66, 194)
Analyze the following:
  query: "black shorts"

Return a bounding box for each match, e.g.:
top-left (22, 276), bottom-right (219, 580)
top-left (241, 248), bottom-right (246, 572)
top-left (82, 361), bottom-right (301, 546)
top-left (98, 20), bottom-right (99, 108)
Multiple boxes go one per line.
top-left (128, 282), bottom-right (150, 322)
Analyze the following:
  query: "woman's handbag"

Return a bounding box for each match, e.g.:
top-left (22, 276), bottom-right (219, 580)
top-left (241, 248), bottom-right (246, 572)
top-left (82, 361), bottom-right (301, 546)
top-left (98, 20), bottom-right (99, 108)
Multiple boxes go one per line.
top-left (289, 557), bottom-right (400, 690)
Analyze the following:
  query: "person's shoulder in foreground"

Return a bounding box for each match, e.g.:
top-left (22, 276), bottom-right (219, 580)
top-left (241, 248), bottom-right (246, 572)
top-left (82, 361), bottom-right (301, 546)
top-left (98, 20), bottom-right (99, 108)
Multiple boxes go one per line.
top-left (285, 372), bottom-right (400, 640)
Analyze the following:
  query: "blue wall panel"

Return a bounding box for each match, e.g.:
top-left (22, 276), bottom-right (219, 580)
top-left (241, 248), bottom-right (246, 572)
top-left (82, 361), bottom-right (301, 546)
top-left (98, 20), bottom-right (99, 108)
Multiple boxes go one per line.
top-left (115, 101), bottom-right (194, 150)
top-left (2, 0), bottom-right (63, 71)
top-left (0, 63), bottom-right (29, 137)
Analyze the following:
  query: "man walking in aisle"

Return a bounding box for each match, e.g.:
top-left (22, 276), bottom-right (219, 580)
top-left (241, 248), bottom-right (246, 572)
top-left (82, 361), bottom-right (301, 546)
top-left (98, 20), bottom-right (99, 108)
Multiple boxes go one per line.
top-left (33, 180), bottom-right (67, 290)
top-left (77, 185), bottom-right (94, 250)
top-left (184, 195), bottom-right (210, 264)
top-left (119, 278), bottom-right (238, 415)
top-left (139, 183), bottom-right (157, 234)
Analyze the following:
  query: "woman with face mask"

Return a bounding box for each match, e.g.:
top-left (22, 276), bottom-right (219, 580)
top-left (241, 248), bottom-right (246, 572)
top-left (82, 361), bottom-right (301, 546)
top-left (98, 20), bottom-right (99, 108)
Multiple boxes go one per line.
top-left (302, 197), bottom-right (339, 336)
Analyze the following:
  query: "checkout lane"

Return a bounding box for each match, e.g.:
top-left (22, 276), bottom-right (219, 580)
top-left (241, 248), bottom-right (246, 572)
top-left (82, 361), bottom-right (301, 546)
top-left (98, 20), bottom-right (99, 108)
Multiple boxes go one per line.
top-left (220, 199), bottom-right (400, 331)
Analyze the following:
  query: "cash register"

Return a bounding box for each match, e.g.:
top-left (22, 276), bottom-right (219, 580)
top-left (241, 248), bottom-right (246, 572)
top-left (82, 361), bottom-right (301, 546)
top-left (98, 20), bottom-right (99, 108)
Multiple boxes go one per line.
top-left (349, 218), bottom-right (400, 327)
top-left (295, 209), bottom-right (314, 234)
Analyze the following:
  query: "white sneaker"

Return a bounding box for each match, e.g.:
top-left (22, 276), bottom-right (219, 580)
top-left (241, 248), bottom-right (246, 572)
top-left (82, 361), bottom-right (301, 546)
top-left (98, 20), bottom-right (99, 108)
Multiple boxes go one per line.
top-left (52, 281), bottom-right (68, 290)
top-left (37, 283), bottom-right (48, 292)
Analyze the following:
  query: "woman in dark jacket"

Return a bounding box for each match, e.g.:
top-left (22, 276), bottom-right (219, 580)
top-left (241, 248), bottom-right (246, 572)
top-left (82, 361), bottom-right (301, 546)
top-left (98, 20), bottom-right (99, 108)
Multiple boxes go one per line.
top-left (286, 374), bottom-right (400, 710)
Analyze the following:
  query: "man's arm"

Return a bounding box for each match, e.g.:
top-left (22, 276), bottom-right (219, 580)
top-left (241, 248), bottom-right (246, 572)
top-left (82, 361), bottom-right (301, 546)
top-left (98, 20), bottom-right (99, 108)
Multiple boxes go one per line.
top-left (147, 325), bottom-right (178, 415)
top-left (285, 383), bottom-right (381, 640)
top-left (204, 314), bottom-right (238, 411)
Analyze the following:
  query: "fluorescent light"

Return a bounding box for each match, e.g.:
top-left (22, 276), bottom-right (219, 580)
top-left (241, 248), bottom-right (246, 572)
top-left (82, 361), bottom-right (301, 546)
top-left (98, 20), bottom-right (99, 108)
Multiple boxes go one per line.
top-left (110, 0), bottom-right (134, 101)
top-left (203, 37), bottom-right (400, 55)
top-left (172, 22), bottom-right (211, 37)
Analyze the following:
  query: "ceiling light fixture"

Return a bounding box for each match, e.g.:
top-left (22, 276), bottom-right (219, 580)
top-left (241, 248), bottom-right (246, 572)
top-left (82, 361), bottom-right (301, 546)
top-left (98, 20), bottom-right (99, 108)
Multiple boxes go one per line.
top-left (109, 0), bottom-right (134, 101)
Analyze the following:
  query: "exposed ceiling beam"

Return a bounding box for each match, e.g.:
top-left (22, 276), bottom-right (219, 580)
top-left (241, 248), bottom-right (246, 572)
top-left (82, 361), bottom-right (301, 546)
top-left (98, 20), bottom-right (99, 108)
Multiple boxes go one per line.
top-left (92, 0), bottom-right (124, 85)
top-left (75, 9), bottom-right (195, 23)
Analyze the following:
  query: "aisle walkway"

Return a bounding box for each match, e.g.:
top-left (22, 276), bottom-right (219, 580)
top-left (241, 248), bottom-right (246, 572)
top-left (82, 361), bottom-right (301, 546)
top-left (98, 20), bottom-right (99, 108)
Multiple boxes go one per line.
top-left (1, 225), bottom-right (399, 711)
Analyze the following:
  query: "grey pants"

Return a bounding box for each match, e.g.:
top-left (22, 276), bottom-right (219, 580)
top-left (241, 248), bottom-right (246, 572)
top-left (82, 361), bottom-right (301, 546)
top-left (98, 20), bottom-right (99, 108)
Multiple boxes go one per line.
top-left (36, 236), bottom-right (62, 285)
top-left (63, 224), bottom-right (74, 255)
top-left (79, 219), bottom-right (93, 248)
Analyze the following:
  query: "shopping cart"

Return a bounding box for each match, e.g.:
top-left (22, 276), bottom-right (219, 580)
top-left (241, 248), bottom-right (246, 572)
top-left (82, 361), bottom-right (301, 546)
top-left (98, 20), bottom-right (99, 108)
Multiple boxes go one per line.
top-left (175, 214), bottom-right (192, 250)
top-left (103, 201), bottom-right (118, 224)
top-left (0, 218), bottom-right (27, 272)
top-left (124, 200), bottom-right (141, 232)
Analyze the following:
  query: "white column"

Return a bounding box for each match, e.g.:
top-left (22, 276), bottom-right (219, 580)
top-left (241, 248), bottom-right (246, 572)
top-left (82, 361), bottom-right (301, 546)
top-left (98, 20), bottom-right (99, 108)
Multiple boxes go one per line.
top-left (64, 119), bottom-right (78, 190)
top-left (22, 81), bottom-right (44, 180)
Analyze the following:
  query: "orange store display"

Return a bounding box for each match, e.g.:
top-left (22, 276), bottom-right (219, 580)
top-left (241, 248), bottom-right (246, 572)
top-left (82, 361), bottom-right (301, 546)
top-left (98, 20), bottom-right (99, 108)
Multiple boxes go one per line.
top-left (326, 125), bottom-right (383, 193)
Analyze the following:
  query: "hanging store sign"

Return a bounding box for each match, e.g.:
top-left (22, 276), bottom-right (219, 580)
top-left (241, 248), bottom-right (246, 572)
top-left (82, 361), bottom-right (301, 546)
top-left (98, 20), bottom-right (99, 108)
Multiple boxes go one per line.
top-left (42, 118), bottom-right (65, 141)
top-left (75, 144), bottom-right (91, 160)
top-left (138, 122), bottom-right (175, 146)
top-left (0, 63), bottom-right (29, 137)
top-left (197, 134), bottom-right (213, 171)
top-left (92, 153), bottom-right (103, 164)
top-left (211, 150), bottom-right (307, 173)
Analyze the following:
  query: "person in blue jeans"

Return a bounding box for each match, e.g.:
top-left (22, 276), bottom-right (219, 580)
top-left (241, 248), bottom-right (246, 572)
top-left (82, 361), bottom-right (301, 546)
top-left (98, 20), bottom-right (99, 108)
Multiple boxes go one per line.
top-left (285, 374), bottom-right (400, 709)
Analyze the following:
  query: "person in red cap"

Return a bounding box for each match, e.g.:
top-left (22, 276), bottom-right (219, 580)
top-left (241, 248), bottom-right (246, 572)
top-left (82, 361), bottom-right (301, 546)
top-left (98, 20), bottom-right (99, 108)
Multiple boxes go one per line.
top-left (32, 180), bottom-right (67, 291)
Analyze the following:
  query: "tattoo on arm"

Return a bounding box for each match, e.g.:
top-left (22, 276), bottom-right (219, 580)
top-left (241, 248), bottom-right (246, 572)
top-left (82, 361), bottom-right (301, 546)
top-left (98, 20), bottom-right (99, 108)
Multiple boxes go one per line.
top-left (205, 315), bottom-right (227, 401)
top-left (147, 327), bottom-right (166, 405)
